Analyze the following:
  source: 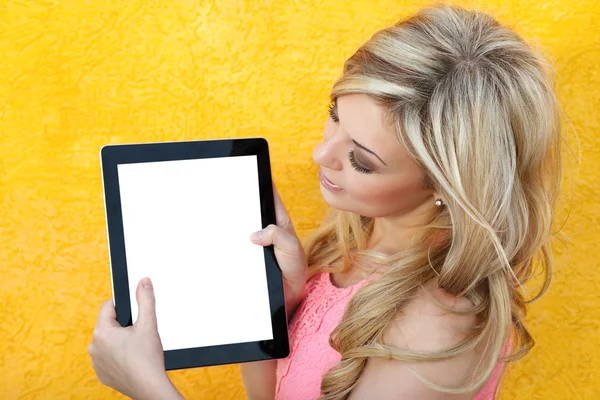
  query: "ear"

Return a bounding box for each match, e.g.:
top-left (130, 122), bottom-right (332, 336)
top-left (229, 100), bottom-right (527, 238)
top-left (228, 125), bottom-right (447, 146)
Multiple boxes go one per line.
top-left (432, 193), bottom-right (446, 207)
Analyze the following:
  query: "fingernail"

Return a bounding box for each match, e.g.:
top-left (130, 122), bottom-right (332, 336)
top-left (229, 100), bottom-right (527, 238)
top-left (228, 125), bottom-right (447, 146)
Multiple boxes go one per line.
top-left (142, 277), bottom-right (153, 290)
top-left (250, 230), bottom-right (263, 241)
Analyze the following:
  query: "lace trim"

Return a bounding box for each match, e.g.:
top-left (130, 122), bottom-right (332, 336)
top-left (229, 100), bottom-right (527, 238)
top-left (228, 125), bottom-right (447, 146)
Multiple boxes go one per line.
top-left (275, 272), bottom-right (511, 400)
top-left (275, 273), bottom-right (362, 398)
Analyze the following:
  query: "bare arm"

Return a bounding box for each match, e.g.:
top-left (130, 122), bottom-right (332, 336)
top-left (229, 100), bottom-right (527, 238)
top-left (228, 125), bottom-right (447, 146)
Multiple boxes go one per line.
top-left (141, 377), bottom-right (186, 400)
top-left (240, 360), bottom-right (278, 400)
top-left (243, 184), bottom-right (307, 400)
top-left (348, 281), bottom-right (484, 400)
top-left (240, 295), bottom-right (304, 400)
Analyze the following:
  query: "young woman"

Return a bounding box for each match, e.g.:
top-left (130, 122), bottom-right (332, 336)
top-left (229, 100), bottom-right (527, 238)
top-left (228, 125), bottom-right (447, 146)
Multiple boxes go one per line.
top-left (89, 5), bottom-right (563, 399)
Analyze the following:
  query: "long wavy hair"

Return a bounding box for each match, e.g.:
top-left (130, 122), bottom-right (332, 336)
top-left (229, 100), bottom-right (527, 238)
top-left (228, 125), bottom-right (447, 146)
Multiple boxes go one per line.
top-left (304, 4), bottom-right (566, 398)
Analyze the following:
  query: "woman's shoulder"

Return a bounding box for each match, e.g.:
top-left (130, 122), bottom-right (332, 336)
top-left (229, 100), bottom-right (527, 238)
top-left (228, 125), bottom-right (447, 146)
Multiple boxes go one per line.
top-left (400, 278), bottom-right (478, 337)
top-left (349, 278), bottom-right (494, 398)
top-left (384, 276), bottom-right (480, 357)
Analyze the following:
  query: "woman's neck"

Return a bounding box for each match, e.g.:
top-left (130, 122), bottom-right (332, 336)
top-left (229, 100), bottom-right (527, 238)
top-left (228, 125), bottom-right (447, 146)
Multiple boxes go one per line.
top-left (368, 200), bottom-right (439, 255)
top-left (331, 198), bottom-right (441, 285)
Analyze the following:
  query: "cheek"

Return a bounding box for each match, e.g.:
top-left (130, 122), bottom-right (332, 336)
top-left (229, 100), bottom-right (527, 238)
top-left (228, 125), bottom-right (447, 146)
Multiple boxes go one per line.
top-left (347, 174), bottom-right (426, 210)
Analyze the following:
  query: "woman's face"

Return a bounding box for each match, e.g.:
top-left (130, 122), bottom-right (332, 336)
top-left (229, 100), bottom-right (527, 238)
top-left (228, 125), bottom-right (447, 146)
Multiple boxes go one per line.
top-left (312, 93), bottom-right (436, 218)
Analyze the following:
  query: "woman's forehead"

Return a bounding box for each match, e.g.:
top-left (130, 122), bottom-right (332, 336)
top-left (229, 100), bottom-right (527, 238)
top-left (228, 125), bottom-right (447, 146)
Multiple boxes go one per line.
top-left (336, 94), bottom-right (415, 167)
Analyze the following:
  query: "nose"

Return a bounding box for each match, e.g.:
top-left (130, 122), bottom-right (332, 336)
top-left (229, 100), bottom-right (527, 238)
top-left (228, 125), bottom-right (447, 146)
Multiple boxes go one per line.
top-left (312, 134), bottom-right (344, 171)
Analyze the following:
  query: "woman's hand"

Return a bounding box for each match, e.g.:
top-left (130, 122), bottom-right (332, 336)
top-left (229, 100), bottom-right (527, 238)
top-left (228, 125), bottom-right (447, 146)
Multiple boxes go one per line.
top-left (88, 278), bottom-right (183, 400)
top-left (250, 184), bottom-right (308, 318)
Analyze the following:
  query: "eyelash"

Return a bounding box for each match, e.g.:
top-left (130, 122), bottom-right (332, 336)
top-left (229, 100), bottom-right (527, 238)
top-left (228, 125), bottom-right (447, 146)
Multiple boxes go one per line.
top-left (328, 101), bottom-right (373, 174)
top-left (327, 102), bottom-right (339, 122)
top-left (349, 150), bottom-right (373, 174)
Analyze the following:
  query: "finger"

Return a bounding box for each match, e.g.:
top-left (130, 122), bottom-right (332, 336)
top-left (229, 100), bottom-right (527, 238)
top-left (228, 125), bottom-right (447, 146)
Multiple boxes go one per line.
top-left (251, 224), bottom-right (301, 255)
top-left (272, 183), bottom-right (295, 232)
top-left (96, 299), bottom-right (120, 329)
top-left (134, 277), bottom-right (158, 332)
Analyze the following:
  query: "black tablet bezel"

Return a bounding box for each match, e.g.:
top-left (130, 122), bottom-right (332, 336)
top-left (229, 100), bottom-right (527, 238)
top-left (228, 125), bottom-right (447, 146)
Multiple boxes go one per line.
top-left (100, 138), bottom-right (289, 370)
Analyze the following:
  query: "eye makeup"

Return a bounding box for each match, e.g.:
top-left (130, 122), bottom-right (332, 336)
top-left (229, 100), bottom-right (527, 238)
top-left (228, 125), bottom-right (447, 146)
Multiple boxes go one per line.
top-left (327, 100), bottom-right (379, 174)
top-left (327, 101), bottom-right (339, 122)
top-left (348, 150), bottom-right (373, 174)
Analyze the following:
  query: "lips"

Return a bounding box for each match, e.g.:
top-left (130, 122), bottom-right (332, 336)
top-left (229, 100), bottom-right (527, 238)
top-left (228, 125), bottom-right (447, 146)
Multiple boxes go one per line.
top-left (319, 169), bottom-right (344, 192)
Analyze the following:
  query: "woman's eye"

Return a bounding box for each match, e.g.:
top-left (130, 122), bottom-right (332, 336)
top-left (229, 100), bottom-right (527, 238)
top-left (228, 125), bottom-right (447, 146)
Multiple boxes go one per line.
top-left (327, 102), bottom-right (339, 122)
top-left (348, 150), bottom-right (373, 174)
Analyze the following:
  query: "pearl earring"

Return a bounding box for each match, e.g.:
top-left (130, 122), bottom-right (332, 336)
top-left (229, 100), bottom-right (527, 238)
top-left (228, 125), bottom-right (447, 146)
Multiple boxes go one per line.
top-left (435, 199), bottom-right (443, 207)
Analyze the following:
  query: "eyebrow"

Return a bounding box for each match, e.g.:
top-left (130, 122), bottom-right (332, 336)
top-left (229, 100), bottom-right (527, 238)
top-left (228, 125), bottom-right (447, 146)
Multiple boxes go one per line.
top-left (333, 99), bottom-right (388, 166)
top-left (352, 139), bottom-right (387, 166)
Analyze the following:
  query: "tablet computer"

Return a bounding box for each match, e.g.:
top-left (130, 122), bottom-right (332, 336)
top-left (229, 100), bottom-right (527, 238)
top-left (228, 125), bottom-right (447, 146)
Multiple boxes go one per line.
top-left (100, 138), bottom-right (289, 370)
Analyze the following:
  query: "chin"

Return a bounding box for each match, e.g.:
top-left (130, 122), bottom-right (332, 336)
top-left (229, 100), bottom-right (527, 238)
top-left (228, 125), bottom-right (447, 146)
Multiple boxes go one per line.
top-left (320, 185), bottom-right (346, 208)
top-left (320, 186), bottom-right (361, 215)
top-left (320, 187), bottom-right (389, 218)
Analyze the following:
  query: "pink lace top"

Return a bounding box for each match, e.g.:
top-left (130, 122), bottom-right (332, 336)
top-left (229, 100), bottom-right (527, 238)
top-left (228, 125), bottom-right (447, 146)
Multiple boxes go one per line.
top-left (275, 272), bottom-right (510, 400)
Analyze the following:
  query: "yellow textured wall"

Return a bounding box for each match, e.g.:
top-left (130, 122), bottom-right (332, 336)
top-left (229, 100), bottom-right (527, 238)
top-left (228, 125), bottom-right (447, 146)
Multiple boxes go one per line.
top-left (0, 0), bottom-right (598, 398)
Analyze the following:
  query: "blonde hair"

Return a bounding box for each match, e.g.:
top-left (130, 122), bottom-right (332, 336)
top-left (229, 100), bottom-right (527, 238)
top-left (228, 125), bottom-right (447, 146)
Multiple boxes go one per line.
top-left (304, 4), bottom-right (565, 398)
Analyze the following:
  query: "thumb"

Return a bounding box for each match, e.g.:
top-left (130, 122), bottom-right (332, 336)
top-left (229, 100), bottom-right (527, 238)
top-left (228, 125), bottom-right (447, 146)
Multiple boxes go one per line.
top-left (135, 277), bottom-right (158, 331)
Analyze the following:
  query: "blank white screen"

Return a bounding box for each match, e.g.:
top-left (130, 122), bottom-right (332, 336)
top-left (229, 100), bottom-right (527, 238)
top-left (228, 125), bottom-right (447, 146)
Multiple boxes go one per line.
top-left (116, 155), bottom-right (273, 351)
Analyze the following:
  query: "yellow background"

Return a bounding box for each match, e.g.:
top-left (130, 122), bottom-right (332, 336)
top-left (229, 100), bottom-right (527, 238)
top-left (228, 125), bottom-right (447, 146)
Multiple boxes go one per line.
top-left (1, 0), bottom-right (598, 398)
